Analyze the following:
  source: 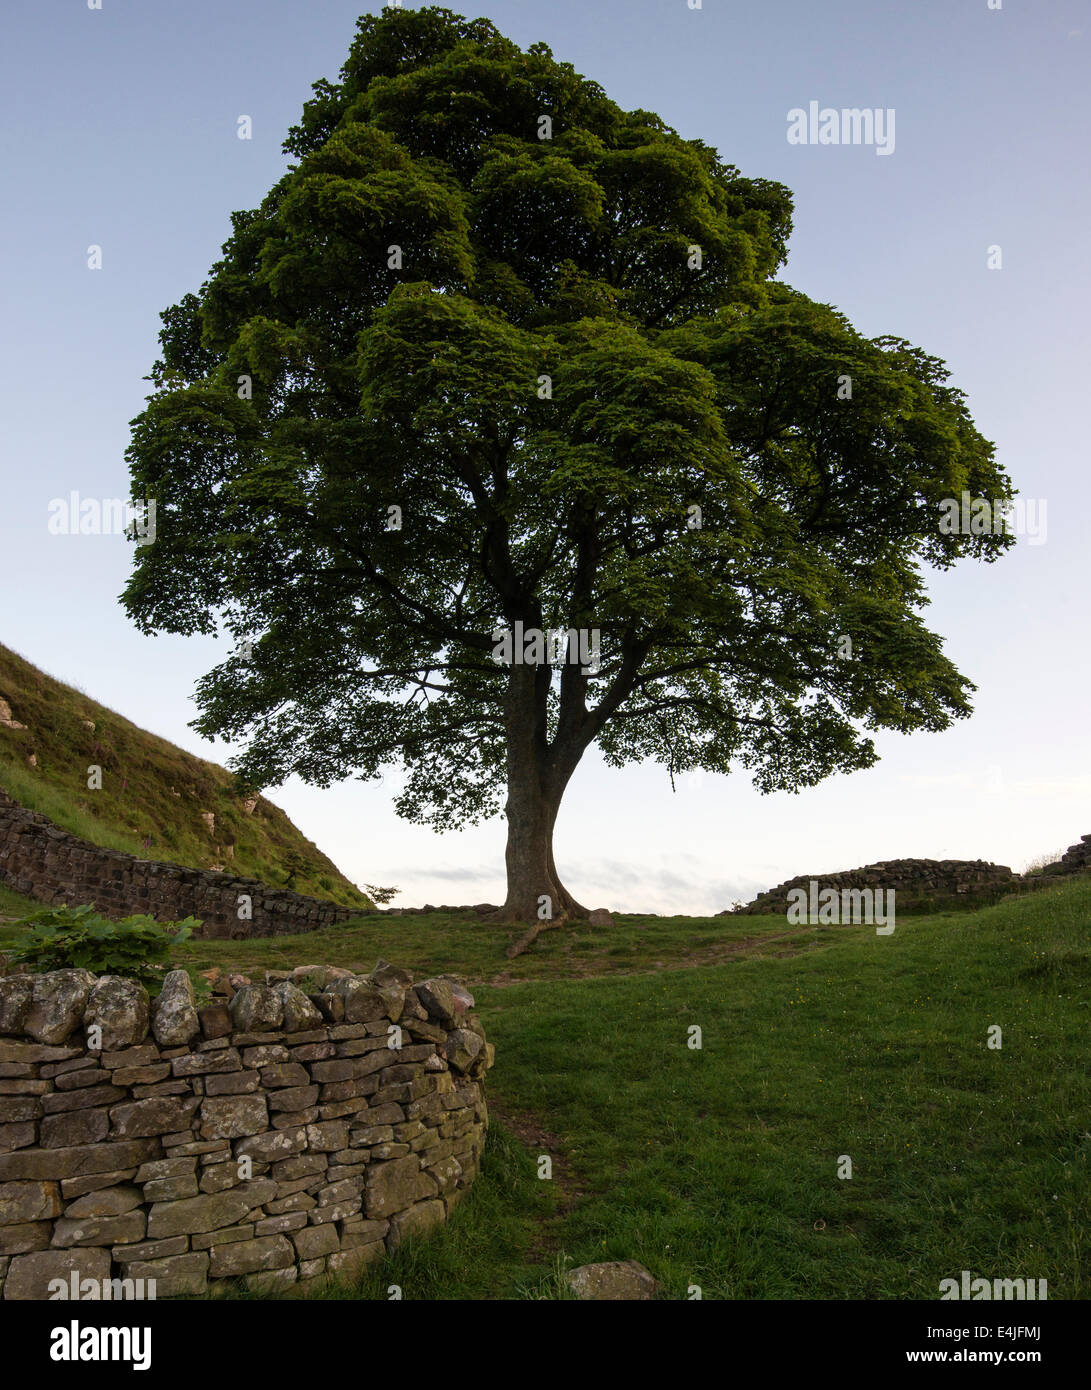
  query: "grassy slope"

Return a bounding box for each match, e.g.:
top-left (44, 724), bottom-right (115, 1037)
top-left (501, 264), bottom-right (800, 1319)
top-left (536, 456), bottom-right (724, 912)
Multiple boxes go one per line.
top-left (475, 880), bottom-right (1090, 1299)
top-left (80, 873), bottom-right (1082, 1301)
top-left (0, 643), bottom-right (371, 909)
top-left (0, 883), bottom-right (40, 919)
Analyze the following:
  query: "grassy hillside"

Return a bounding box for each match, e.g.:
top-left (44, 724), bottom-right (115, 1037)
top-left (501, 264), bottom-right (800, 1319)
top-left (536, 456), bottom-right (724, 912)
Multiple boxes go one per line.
top-left (178, 874), bottom-right (1091, 1299)
top-left (0, 643), bottom-right (371, 909)
top-left (1, 870), bottom-right (1086, 1298)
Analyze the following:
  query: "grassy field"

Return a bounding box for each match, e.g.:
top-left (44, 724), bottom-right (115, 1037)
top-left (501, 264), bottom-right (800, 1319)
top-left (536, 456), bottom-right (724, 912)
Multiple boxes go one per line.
top-left (169, 909), bottom-right (829, 986)
top-left (471, 883), bottom-right (1090, 1299)
top-left (330, 875), bottom-right (1090, 1300)
top-left (2, 874), bottom-right (1087, 1299)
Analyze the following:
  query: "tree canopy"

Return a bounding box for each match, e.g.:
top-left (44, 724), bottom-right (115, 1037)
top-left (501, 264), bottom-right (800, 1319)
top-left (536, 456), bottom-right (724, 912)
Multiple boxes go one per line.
top-left (123, 5), bottom-right (1014, 924)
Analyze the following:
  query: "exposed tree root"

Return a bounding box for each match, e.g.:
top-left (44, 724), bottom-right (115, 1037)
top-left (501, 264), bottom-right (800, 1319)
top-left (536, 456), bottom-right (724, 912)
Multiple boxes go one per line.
top-left (504, 914), bottom-right (567, 959)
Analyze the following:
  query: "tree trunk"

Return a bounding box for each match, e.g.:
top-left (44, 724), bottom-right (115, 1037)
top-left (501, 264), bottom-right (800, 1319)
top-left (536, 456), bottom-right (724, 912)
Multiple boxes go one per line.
top-left (497, 663), bottom-right (589, 927)
top-left (547, 812), bottom-right (590, 918)
top-left (500, 769), bottom-right (559, 923)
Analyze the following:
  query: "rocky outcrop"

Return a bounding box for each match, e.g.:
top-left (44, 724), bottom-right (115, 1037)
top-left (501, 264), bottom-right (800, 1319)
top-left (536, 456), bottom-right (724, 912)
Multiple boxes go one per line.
top-left (0, 701), bottom-right (26, 731)
top-left (0, 962), bottom-right (492, 1298)
top-left (1039, 834), bottom-right (1091, 877)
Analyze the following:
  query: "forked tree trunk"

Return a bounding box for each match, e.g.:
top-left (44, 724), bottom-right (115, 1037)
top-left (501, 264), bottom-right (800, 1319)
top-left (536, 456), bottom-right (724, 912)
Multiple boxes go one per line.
top-left (497, 663), bottom-right (589, 930)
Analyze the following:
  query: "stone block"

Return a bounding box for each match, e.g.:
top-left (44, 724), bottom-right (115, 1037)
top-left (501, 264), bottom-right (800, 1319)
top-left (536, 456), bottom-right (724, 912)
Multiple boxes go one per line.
top-left (204, 1070), bottom-right (260, 1096)
top-left (0, 1139), bottom-right (161, 1182)
top-left (235, 1127), bottom-right (306, 1163)
top-left (326, 1242), bottom-right (385, 1276)
top-left (109, 1095), bottom-right (201, 1139)
top-left (364, 1156), bottom-right (437, 1218)
top-left (0, 977), bottom-right (34, 1036)
top-left (267, 1085), bottom-right (319, 1112)
top-left (292, 1222), bottom-right (338, 1260)
top-left (386, 1198), bottom-right (445, 1250)
top-left (171, 1048), bottom-right (241, 1077)
top-left (147, 1190), bottom-right (256, 1239)
top-left (199, 1094), bottom-right (269, 1140)
top-left (304, 1120), bottom-right (348, 1152)
top-left (24, 971), bottom-right (94, 1046)
top-left (339, 1217), bottom-right (389, 1249)
top-left (306, 1198), bottom-right (361, 1225)
top-left (240, 1045), bottom-right (291, 1068)
top-left (0, 1122), bottom-right (36, 1151)
top-left (259, 1063), bottom-right (309, 1088)
top-left (0, 1098), bottom-right (39, 1124)
top-left (229, 987), bottom-right (284, 1033)
top-left (53, 1068), bottom-right (110, 1091)
top-left (142, 1174), bottom-right (200, 1202)
top-left (112, 1235), bottom-right (188, 1262)
top-left (64, 1184), bottom-right (142, 1219)
top-left (51, 1210), bottom-right (146, 1248)
top-left (40, 1107), bottom-right (110, 1149)
top-left (111, 1065), bottom-right (170, 1087)
top-left (208, 1234), bottom-right (293, 1277)
top-left (266, 1191), bottom-right (315, 1215)
top-left (191, 1223), bottom-right (254, 1250)
top-left (198, 1004), bottom-right (233, 1040)
top-left (60, 1168), bottom-right (138, 1199)
top-left (118, 1251), bottom-right (209, 1297)
top-left (151, 971), bottom-right (200, 1048)
top-left (3, 1247), bottom-right (110, 1301)
top-left (0, 1180), bottom-right (62, 1226)
top-left (255, 1212), bottom-right (307, 1235)
top-left (0, 1221), bottom-right (52, 1255)
top-left (84, 976), bottom-right (150, 1052)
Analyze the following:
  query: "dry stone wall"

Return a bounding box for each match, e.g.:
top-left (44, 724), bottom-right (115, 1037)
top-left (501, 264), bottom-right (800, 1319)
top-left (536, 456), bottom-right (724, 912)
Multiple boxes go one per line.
top-left (0, 789), bottom-right (356, 938)
top-left (0, 962), bottom-right (491, 1299)
top-left (730, 858), bottom-right (1017, 915)
top-left (1041, 834), bottom-right (1091, 877)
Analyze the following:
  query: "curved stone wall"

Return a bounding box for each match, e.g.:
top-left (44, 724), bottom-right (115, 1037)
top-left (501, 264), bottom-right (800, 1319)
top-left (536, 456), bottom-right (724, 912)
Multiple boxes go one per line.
top-left (0, 963), bottom-right (490, 1299)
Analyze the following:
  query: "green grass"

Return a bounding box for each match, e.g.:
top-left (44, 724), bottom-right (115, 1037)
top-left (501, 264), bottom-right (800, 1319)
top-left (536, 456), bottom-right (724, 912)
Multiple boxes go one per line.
top-left (159, 907), bottom-right (821, 986)
top-left (0, 760), bottom-right (151, 856)
top-left (474, 882), bottom-right (1090, 1298)
top-left (0, 643), bottom-right (371, 908)
top-left (0, 882), bottom-right (41, 920)
top-left (182, 874), bottom-right (1091, 1300)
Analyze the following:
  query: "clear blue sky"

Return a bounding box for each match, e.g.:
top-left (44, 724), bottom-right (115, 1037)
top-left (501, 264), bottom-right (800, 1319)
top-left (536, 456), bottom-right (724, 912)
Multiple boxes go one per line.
top-left (1, 0), bottom-right (1088, 912)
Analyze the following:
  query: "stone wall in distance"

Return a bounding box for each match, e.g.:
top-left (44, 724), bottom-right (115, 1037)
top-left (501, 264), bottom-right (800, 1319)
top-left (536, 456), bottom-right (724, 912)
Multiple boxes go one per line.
top-left (1041, 834), bottom-right (1091, 878)
top-left (0, 788), bottom-right (358, 938)
top-left (728, 858), bottom-right (1018, 915)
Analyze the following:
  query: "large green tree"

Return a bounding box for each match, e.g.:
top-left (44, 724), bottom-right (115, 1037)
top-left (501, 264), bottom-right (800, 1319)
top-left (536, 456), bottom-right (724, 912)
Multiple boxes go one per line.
top-left (123, 5), bottom-right (1013, 925)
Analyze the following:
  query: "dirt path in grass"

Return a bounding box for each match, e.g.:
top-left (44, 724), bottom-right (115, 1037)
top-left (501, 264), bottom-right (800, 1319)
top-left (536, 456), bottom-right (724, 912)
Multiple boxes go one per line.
top-left (487, 1096), bottom-right (586, 1262)
top-left (487, 921), bottom-right (823, 988)
top-left (482, 923), bottom-right (831, 1273)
